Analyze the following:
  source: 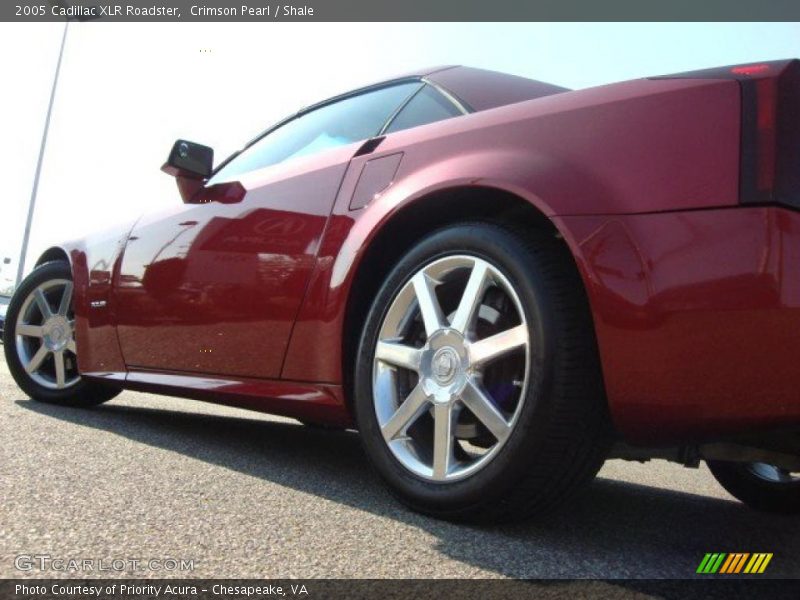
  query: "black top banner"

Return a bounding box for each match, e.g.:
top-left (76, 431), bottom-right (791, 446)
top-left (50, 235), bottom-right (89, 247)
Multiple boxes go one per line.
top-left (5, 0), bottom-right (800, 22)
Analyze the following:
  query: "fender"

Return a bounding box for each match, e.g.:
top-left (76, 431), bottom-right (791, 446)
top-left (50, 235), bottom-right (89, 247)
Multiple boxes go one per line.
top-left (280, 148), bottom-right (582, 384)
top-left (36, 220), bottom-right (138, 381)
top-left (556, 207), bottom-right (800, 442)
top-left (330, 150), bottom-right (580, 289)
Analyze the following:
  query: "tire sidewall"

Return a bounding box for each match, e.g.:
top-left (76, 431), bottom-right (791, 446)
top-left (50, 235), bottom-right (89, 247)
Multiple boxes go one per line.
top-left (354, 224), bottom-right (563, 514)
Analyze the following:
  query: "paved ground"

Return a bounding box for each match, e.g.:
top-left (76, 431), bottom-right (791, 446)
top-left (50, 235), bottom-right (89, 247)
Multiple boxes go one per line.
top-left (0, 355), bottom-right (798, 581)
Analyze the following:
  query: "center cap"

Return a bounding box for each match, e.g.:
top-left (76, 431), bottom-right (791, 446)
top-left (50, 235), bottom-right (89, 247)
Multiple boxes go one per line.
top-left (43, 316), bottom-right (70, 352)
top-left (432, 347), bottom-right (459, 383)
top-left (420, 329), bottom-right (469, 401)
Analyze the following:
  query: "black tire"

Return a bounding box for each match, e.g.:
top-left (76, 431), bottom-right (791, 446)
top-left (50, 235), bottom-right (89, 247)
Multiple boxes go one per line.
top-left (3, 261), bottom-right (120, 408)
top-left (708, 460), bottom-right (800, 515)
top-left (354, 222), bottom-right (611, 523)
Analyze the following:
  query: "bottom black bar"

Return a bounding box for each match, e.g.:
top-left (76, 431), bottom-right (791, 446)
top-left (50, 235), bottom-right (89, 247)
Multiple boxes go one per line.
top-left (2, 579), bottom-right (800, 600)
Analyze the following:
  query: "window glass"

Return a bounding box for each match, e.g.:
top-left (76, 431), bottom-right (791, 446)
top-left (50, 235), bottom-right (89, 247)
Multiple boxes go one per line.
top-left (384, 85), bottom-right (462, 134)
top-left (211, 82), bottom-right (421, 183)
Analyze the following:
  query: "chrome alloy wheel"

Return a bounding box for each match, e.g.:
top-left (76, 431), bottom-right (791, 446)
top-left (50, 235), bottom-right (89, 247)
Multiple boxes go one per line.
top-left (372, 255), bottom-right (530, 482)
top-left (14, 279), bottom-right (79, 390)
top-left (747, 463), bottom-right (800, 484)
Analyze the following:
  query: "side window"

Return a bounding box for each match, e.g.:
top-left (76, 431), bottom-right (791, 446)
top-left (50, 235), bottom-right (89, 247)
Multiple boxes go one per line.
top-left (384, 85), bottom-right (463, 134)
top-left (210, 82), bottom-right (422, 183)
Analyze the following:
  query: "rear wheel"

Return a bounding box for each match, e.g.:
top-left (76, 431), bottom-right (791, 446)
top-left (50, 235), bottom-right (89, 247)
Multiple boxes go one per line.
top-left (3, 261), bottom-right (120, 407)
top-left (708, 460), bottom-right (800, 514)
top-left (354, 222), bottom-right (611, 522)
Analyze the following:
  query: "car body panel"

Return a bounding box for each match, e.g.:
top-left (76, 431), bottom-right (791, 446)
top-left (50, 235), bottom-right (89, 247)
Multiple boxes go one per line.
top-left (62, 221), bottom-right (134, 380)
top-left (124, 368), bottom-right (350, 426)
top-left (557, 207), bottom-right (800, 442)
top-left (32, 64), bottom-right (800, 441)
top-left (283, 77), bottom-right (741, 384)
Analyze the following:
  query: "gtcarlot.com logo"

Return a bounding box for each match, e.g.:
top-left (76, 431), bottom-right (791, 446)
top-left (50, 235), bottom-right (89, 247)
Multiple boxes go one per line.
top-left (696, 552), bottom-right (773, 574)
top-left (15, 554), bottom-right (195, 573)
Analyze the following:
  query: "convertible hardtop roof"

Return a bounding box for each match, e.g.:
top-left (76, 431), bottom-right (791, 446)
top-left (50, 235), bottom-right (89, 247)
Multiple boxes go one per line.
top-left (308, 65), bottom-right (570, 115)
top-left (424, 66), bottom-right (570, 112)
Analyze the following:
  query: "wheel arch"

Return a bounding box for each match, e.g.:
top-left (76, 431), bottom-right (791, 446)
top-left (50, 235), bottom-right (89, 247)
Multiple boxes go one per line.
top-left (340, 184), bottom-right (601, 415)
top-left (35, 246), bottom-right (71, 268)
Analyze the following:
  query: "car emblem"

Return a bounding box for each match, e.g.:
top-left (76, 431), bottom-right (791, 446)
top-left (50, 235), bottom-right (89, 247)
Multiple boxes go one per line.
top-left (433, 348), bottom-right (457, 382)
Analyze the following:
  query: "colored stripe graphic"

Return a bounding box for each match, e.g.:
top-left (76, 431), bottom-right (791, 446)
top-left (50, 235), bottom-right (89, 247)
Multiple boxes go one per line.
top-left (719, 554), bottom-right (736, 573)
top-left (697, 553), bottom-right (726, 574)
top-left (727, 553), bottom-right (749, 573)
top-left (711, 553), bottom-right (726, 573)
top-left (696, 554), bottom-right (713, 573)
top-left (698, 552), bottom-right (773, 574)
top-left (744, 553), bottom-right (773, 574)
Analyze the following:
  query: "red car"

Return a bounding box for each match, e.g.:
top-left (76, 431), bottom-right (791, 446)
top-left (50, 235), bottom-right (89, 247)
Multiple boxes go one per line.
top-left (5, 62), bottom-right (800, 522)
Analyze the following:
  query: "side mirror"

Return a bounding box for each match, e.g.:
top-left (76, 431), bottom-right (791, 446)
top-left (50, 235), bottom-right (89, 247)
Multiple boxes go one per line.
top-left (161, 139), bottom-right (214, 179)
top-left (161, 139), bottom-right (214, 203)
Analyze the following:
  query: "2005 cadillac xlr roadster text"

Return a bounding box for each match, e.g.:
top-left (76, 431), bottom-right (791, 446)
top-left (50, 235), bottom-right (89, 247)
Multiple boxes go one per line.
top-left (5, 62), bottom-right (800, 522)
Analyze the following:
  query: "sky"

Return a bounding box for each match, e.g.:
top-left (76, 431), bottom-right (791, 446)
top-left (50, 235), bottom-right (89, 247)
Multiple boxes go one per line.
top-left (2, 22), bottom-right (800, 287)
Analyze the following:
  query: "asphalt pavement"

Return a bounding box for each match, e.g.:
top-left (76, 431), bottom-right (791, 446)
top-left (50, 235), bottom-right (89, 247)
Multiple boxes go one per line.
top-left (1, 354), bottom-right (798, 581)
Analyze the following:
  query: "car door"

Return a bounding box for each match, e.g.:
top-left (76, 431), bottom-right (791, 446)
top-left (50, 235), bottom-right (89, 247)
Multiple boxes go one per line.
top-left (113, 81), bottom-right (422, 379)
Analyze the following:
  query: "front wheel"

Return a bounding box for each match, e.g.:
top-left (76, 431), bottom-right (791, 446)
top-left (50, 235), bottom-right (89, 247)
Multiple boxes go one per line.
top-left (708, 460), bottom-right (800, 514)
top-left (354, 222), bottom-right (611, 523)
top-left (3, 261), bottom-right (120, 407)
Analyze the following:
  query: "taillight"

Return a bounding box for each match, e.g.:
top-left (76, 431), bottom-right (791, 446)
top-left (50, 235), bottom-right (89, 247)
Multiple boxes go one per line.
top-left (732, 64), bottom-right (770, 76)
top-left (775, 61), bottom-right (800, 208)
top-left (655, 59), bottom-right (800, 208)
top-left (752, 77), bottom-right (777, 198)
top-left (738, 60), bottom-right (800, 207)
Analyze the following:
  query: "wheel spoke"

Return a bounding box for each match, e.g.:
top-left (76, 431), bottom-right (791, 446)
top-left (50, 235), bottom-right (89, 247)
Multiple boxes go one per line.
top-left (67, 339), bottom-right (77, 354)
top-left (412, 272), bottom-right (445, 337)
top-left (382, 384), bottom-right (430, 441)
top-left (54, 351), bottom-right (66, 388)
top-left (461, 379), bottom-right (512, 442)
top-left (58, 281), bottom-right (73, 316)
top-left (25, 345), bottom-right (49, 374)
top-left (34, 288), bottom-right (53, 320)
top-left (432, 402), bottom-right (458, 479)
top-left (375, 340), bottom-right (421, 371)
top-left (450, 260), bottom-right (489, 335)
top-left (17, 323), bottom-right (43, 338)
top-left (469, 324), bottom-right (528, 367)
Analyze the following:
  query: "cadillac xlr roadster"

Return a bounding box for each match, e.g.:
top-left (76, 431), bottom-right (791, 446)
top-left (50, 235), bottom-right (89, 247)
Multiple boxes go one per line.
top-left (5, 62), bottom-right (800, 521)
